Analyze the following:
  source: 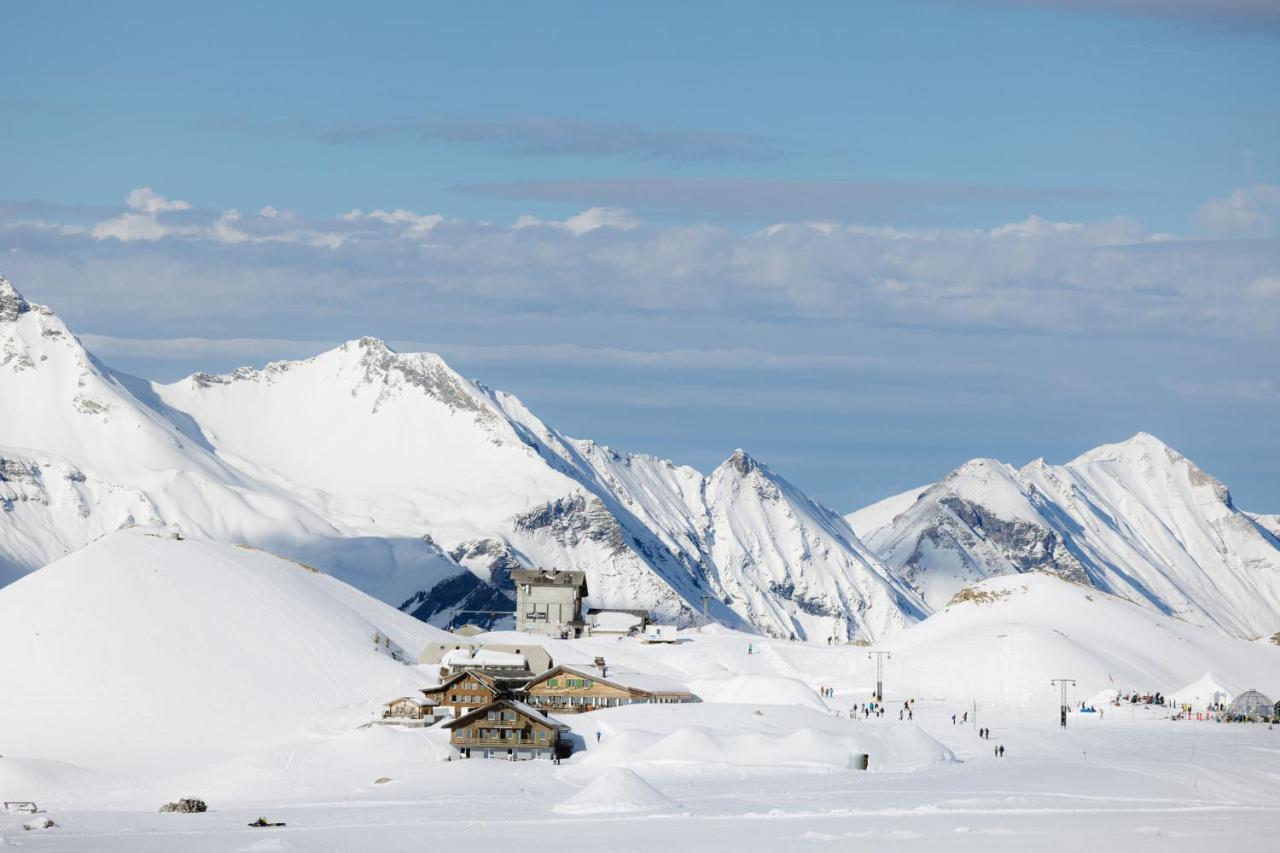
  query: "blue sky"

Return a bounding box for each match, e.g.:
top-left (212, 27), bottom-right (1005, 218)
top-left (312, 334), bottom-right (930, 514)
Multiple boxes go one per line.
top-left (2, 0), bottom-right (1278, 511)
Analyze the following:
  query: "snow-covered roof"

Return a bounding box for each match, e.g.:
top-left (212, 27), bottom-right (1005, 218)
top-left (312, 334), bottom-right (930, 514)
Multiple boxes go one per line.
top-left (441, 648), bottom-right (527, 669)
top-left (444, 698), bottom-right (569, 730)
top-left (589, 611), bottom-right (644, 631)
top-left (540, 665), bottom-right (692, 696)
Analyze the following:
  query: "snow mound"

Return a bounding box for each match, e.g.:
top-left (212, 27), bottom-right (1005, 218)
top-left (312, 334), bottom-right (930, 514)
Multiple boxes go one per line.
top-left (688, 673), bottom-right (829, 711)
top-left (0, 757), bottom-right (108, 808)
top-left (564, 704), bottom-right (953, 777)
top-left (552, 767), bottom-right (682, 815)
top-left (0, 528), bottom-right (453, 770)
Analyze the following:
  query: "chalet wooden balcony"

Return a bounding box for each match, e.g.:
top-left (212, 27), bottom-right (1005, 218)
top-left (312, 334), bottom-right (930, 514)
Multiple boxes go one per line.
top-left (451, 731), bottom-right (545, 747)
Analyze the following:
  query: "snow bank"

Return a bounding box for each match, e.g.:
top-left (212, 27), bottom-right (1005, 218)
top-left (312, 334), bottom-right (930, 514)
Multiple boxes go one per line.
top-left (553, 767), bottom-right (682, 815)
top-left (0, 757), bottom-right (109, 808)
top-left (688, 673), bottom-right (829, 710)
top-left (563, 704), bottom-right (953, 778)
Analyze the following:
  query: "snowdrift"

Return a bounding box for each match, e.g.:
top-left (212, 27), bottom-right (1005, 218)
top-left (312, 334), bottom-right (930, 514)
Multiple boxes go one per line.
top-left (687, 674), bottom-right (829, 711)
top-left (0, 528), bottom-right (454, 769)
top-left (563, 704), bottom-right (954, 778)
top-left (553, 767), bottom-right (682, 815)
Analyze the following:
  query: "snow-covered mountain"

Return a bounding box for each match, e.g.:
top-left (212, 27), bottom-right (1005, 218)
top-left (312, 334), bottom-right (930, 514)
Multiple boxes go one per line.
top-left (851, 433), bottom-right (1280, 640)
top-left (0, 276), bottom-right (918, 641)
top-left (0, 526), bottom-right (452, 768)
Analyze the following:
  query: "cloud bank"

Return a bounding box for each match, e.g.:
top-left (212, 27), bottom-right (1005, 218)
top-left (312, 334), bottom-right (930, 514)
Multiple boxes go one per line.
top-left (3, 185), bottom-right (1276, 343)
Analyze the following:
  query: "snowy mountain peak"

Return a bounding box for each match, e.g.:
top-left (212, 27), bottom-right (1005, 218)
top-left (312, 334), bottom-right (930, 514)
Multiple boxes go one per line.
top-left (1068, 431), bottom-right (1174, 465)
top-left (0, 275), bottom-right (31, 322)
top-left (1068, 432), bottom-right (1231, 506)
top-left (722, 448), bottom-right (760, 477)
top-left (857, 434), bottom-right (1280, 639)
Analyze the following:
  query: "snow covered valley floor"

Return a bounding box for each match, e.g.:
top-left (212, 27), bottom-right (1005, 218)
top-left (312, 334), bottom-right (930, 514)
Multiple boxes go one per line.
top-left (2, 530), bottom-right (1277, 851)
top-left (4, 703), bottom-right (1278, 852)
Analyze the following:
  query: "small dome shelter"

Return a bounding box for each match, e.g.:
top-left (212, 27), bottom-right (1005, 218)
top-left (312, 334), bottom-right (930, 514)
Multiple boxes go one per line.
top-left (1225, 689), bottom-right (1275, 721)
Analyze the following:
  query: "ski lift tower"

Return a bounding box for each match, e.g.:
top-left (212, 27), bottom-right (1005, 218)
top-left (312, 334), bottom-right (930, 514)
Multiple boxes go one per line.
top-left (868, 650), bottom-right (892, 702)
top-left (1051, 677), bottom-right (1076, 729)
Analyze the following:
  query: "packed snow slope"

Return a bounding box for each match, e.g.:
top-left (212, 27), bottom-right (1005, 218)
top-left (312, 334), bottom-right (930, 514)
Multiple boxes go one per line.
top-left (0, 527), bottom-right (453, 769)
top-left (0, 275), bottom-right (918, 641)
top-left (875, 572), bottom-right (1279, 707)
top-left (856, 433), bottom-right (1280, 639)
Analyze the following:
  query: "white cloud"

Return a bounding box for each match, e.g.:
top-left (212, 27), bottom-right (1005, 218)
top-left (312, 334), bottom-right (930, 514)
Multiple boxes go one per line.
top-left (1248, 274), bottom-right (1280, 298)
top-left (92, 188), bottom-right (193, 242)
top-left (91, 211), bottom-right (173, 242)
top-left (1194, 184), bottom-right (1280, 238)
top-left (125, 187), bottom-right (191, 214)
top-left (9, 186), bottom-right (1277, 342)
top-left (341, 208), bottom-right (445, 233)
top-left (514, 206), bottom-right (642, 235)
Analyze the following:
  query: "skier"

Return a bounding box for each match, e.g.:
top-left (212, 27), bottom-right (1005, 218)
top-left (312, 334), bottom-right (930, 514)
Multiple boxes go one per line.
top-left (899, 709), bottom-right (904, 720)
top-left (962, 711), bottom-right (968, 724)
top-left (998, 745), bottom-right (1005, 758)
top-left (952, 714), bottom-right (957, 725)
top-left (596, 731), bottom-right (601, 743)
top-left (748, 643), bottom-right (753, 655)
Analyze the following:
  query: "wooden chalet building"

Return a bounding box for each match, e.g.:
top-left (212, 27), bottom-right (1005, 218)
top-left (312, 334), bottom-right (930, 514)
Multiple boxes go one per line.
top-left (383, 695), bottom-right (433, 719)
top-left (419, 668), bottom-right (532, 718)
top-left (523, 662), bottom-right (696, 713)
top-left (443, 698), bottom-right (572, 760)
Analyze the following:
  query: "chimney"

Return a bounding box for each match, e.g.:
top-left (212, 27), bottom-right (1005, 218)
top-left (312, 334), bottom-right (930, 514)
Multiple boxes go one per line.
top-left (594, 656), bottom-right (607, 678)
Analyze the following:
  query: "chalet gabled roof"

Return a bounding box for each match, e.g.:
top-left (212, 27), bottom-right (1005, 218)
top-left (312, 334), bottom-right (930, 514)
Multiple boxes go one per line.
top-left (442, 698), bottom-right (569, 732)
top-left (523, 664), bottom-right (693, 698)
top-left (420, 667), bottom-right (507, 696)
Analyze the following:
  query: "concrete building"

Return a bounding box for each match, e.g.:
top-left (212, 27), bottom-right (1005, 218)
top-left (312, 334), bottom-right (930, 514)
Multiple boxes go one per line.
top-left (511, 569), bottom-right (588, 638)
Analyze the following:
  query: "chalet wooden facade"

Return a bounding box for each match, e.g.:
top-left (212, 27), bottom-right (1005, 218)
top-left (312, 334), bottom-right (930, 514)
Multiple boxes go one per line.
top-left (419, 669), bottom-right (501, 718)
top-left (443, 699), bottom-right (571, 760)
top-left (383, 696), bottom-right (433, 720)
top-left (523, 664), bottom-right (696, 713)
